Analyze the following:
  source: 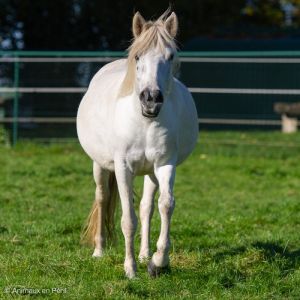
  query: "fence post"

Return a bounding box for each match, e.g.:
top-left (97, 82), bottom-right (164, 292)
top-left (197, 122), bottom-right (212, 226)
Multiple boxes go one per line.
top-left (13, 58), bottom-right (20, 146)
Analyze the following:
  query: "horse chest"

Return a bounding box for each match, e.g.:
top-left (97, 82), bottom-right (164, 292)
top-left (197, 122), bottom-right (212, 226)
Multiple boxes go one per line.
top-left (124, 130), bottom-right (174, 175)
top-left (125, 147), bottom-right (164, 175)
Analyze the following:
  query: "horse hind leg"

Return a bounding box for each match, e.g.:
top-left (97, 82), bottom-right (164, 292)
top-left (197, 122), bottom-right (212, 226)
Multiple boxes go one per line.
top-left (81, 162), bottom-right (113, 257)
top-left (92, 163), bottom-right (109, 257)
top-left (139, 174), bottom-right (158, 263)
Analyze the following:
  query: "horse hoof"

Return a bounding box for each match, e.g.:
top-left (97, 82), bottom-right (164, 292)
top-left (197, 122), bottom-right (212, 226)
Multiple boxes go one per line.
top-left (124, 262), bottom-right (137, 279)
top-left (147, 260), bottom-right (170, 277)
top-left (125, 268), bottom-right (137, 279)
top-left (125, 272), bottom-right (136, 279)
top-left (92, 249), bottom-right (103, 258)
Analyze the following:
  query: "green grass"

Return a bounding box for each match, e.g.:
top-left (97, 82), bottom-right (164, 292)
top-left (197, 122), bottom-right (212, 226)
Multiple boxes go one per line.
top-left (1, 131), bottom-right (300, 299)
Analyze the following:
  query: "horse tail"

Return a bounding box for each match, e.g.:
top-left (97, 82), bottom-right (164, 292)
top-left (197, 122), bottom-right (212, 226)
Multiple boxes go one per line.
top-left (81, 172), bottom-right (118, 246)
top-left (105, 172), bottom-right (118, 241)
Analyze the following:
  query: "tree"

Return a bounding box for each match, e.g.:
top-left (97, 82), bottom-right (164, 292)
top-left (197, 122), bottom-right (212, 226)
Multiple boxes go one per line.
top-left (242, 0), bottom-right (300, 27)
top-left (0, 0), bottom-right (248, 51)
top-left (1, 0), bottom-right (300, 51)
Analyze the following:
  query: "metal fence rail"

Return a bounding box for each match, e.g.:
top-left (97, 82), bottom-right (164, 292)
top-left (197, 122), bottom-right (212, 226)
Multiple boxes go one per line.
top-left (2, 87), bottom-right (300, 95)
top-left (1, 50), bottom-right (300, 144)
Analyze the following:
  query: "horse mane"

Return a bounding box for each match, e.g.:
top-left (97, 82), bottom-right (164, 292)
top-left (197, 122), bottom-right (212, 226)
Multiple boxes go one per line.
top-left (119, 11), bottom-right (177, 98)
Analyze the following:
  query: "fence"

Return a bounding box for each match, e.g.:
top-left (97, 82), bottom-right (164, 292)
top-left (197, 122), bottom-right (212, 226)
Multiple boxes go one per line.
top-left (1, 50), bottom-right (300, 144)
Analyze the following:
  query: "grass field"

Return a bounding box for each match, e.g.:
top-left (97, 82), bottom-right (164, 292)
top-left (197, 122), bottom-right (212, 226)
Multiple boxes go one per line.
top-left (1, 131), bottom-right (300, 299)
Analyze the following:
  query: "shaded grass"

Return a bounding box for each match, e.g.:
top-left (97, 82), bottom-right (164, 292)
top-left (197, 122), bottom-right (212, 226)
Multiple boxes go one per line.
top-left (1, 131), bottom-right (300, 299)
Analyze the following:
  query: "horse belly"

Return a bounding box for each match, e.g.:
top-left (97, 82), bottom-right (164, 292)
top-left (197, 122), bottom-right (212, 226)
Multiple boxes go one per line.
top-left (77, 127), bottom-right (115, 171)
top-left (77, 106), bottom-right (115, 171)
top-left (176, 112), bottom-right (198, 165)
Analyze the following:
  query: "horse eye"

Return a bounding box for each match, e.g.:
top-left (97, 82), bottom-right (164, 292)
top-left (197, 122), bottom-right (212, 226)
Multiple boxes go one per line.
top-left (135, 55), bottom-right (139, 61)
top-left (168, 53), bottom-right (174, 61)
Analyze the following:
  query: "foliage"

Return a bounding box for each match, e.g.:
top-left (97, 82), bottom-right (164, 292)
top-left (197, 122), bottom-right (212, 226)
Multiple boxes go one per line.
top-left (1, 131), bottom-right (300, 299)
top-left (3, 0), bottom-right (300, 51)
top-left (243, 0), bottom-right (300, 27)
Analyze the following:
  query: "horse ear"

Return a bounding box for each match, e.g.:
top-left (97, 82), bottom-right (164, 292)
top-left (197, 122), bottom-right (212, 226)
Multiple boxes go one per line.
top-left (132, 12), bottom-right (146, 39)
top-left (164, 12), bottom-right (178, 38)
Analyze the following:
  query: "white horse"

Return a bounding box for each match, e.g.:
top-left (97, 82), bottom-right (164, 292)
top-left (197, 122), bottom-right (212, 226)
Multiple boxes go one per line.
top-left (77, 11), bottom-right (198, 278)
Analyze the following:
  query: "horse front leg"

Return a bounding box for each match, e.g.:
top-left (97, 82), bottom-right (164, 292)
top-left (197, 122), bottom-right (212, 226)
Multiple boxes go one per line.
top-left (139, 174), bottom-right (158, 262)
top-left (148, 163), bottom-right (176, 277)
top-left (114, 160), bottom-right (137, 279)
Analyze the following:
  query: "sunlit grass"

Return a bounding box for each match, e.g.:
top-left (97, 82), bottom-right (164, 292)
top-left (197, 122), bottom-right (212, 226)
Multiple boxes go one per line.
top-left (0, 131), bottom-right (300, 299)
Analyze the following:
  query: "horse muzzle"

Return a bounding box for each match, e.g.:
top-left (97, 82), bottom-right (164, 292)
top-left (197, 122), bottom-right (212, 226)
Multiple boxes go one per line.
top-left (139, 89), bottom-right (164, 118)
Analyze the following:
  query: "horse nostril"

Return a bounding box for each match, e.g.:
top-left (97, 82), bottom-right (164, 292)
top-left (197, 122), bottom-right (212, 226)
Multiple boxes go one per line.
top-left (152, 90), bottom-right (163, 103)
top-left (140, 89), bottom-right (151, 102)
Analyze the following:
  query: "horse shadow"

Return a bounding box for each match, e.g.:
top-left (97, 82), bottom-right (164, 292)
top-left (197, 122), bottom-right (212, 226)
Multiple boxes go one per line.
top-left (253, 242), bottom-right (300, 262)
top-left (214, 241), bottom-right (300, 277)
